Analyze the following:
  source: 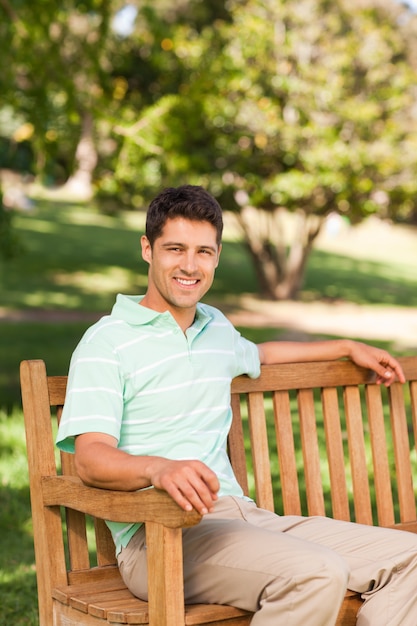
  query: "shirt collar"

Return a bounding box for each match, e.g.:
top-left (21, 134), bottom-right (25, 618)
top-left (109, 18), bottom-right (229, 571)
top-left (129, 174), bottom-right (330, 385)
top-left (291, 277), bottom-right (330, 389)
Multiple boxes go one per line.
top-left (111, 293), bottom-right (212, 331)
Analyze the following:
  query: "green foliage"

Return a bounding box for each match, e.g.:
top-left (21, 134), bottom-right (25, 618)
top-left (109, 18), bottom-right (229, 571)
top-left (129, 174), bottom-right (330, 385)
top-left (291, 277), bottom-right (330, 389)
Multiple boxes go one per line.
top-left (0, 0), bottom-right (116, 180)
top-left (2, 0), bottom-right (417, 298)
top-left (105, 0), bottom-right (417, 222)
top-left (95, 0), bottom-right (417, 297)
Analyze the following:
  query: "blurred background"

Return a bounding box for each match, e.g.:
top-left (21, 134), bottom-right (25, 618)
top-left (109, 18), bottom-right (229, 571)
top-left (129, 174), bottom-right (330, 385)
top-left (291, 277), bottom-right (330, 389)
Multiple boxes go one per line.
top-left (1, 0), bottom-right (417, 622)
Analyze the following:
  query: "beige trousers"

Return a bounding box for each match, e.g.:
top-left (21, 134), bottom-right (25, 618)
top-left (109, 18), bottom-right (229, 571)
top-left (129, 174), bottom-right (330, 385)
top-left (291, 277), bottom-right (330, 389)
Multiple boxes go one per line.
top-left (118, 496), bottom-right (417, 626)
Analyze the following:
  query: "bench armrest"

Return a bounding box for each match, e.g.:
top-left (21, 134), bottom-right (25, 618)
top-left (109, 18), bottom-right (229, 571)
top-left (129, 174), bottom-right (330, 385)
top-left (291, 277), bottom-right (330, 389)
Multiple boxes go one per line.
top-left (41, 475), bottom-right (202, 528)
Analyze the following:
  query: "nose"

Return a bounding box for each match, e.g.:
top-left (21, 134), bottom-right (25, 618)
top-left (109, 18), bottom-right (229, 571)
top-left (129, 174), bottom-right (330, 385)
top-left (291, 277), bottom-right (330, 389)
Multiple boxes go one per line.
top-left (180, 251), bottom-right (198, 275)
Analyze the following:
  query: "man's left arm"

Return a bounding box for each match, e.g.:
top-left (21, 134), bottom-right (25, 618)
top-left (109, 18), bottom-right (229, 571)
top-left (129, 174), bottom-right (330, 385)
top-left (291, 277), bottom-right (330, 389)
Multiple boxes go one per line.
top-left (257, 338), bottom-right (405, 387)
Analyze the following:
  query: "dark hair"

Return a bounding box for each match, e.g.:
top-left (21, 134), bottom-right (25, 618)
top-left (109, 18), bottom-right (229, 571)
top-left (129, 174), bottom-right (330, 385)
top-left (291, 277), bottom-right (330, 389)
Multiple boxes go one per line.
top-left (145, 185), bottom-right (223, 246)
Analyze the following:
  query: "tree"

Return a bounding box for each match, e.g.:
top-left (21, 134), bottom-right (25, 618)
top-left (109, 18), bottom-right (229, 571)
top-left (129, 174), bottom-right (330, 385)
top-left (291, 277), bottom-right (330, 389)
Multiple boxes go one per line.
top-left (2, 0), bottom-right (417, 299)
top-left (0, 0), bottom-right (230, 200)
top-left (214, 0), bottom-right (417, 298)
top-left (0, 0), bottom-right (124, 196)
top-left (114, 0), bottom-right (417, 299)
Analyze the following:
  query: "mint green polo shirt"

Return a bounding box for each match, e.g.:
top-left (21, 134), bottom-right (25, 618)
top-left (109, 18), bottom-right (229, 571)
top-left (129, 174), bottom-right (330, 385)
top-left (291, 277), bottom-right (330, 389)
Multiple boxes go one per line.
top-left (56, 294), bottom-right (260, 554)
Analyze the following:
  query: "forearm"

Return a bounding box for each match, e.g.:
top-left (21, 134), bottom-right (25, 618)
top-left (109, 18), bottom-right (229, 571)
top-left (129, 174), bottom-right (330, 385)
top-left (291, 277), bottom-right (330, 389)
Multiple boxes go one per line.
top-left (74, 436), bottom-right (220, 514)
top-left (258, 338), bottom-right (354, 365)
top-left (257, 338), bottom-right (405, 385)
top-left (75, 439), bottom-right (162, 491)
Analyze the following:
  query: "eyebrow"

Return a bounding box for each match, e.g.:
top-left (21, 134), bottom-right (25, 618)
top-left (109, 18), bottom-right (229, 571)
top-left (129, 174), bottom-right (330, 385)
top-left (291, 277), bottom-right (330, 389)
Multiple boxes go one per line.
top-left (162, 241), bottom-right (218, 253)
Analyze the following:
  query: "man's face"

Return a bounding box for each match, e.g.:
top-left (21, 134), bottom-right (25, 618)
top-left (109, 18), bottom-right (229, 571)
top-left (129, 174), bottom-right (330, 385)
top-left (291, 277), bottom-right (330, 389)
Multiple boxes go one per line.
top-left (141, 217), bottom-right (221, 317)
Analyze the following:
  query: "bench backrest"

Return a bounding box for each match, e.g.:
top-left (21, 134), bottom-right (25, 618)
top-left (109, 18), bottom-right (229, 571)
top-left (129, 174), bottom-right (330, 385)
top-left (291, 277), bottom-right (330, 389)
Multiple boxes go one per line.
top-left (230, 357), bottom-right (417, 528)
top-left (21, 356), bottom-right (417, 613)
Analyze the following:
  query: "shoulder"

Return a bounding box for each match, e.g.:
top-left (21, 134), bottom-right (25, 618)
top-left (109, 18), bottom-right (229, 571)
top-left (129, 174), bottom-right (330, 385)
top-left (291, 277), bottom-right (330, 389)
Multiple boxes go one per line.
top-left (81, 315), bottom-right (123, 345)
top-left (197, 303), bottom-right (234, 327)
top-left (80, 294), bottom-right (145, 346)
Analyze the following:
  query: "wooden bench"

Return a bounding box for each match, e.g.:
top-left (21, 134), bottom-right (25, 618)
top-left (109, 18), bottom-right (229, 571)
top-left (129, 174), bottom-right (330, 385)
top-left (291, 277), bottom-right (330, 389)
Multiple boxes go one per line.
top-left (20, 356), bottom-right (417, 626)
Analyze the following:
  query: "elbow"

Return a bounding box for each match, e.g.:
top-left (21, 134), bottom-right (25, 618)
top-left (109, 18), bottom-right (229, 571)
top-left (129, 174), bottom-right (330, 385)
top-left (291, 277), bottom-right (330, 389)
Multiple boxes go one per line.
top-left (257, 343), bottom-right (267, 365)
top-left (257, 342), bottom-right (275, 365)
top-left (74, 434), bottom-right (119, 488)
top-left (74, 454), bottom-right (98, 487)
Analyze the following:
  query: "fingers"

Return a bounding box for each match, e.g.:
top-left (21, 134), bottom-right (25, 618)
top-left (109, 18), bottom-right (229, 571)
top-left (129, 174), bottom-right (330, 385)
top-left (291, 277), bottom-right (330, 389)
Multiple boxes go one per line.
top-left (165, 479), bottom-right (218, 515)
top-left (375, 369), bottom-right (396, 386)
top-left (387, 359), bottom-right (406, 384)
top-left (150, 459), bottom-right (220, 515)
top-left (350, 342), bottom-right (405, 387)
top-left (371, 352), bottom-right (405, 386)
top-left (375, 360), bottom-right (405, 386)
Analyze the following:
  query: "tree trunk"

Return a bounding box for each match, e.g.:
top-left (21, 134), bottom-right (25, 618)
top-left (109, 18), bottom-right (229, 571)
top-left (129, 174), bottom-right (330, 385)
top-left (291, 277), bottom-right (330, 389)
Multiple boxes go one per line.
top-left (272, 211), bottom-right (323, 300)
top-left (236, 206), bottom-right (324, 301)
top-left (236, 206), bottom-right (284, 300)
top-left (63, 110), bottom-right (97, 200)
top-left (244, 240), bottom-right (281, 300)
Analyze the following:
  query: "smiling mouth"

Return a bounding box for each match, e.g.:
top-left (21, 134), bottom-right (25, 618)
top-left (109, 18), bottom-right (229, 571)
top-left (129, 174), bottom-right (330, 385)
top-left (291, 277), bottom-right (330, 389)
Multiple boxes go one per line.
top-left (175, 277), bottom-right (199, 286)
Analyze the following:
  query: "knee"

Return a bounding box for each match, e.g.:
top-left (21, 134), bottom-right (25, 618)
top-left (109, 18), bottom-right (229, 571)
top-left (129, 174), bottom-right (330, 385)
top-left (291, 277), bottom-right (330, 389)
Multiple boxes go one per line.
top-left (259, 551), bottom-right (349, 622)
top-left (320, 551), bottom-right (350, 595)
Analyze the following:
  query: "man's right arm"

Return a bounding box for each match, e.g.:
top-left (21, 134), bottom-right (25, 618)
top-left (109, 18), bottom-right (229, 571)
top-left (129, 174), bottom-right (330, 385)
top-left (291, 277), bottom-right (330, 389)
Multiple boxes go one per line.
top-left (75, 433), bottom-right (220, 515)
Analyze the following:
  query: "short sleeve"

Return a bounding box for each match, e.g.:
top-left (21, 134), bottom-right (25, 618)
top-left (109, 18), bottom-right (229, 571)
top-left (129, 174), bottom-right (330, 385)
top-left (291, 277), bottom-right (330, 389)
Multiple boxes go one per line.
top-left (233, 331), bottom-right (261, 379)
top-left (56, 341), bottom-right (124, 453)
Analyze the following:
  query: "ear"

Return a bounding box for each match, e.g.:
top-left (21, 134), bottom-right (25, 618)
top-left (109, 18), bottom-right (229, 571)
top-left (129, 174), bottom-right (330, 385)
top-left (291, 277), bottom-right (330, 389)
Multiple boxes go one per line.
top-left (215, 243), bottom-right (222, 268)
top-left (141, 235), bottom-right (152, 264)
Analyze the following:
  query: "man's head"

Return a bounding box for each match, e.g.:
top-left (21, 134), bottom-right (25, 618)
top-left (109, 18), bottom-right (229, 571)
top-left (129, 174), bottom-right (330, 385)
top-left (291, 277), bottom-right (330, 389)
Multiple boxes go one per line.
top-left (140, 185), bottom-right (223, 328)
top-left (145, 185), bottom-right (223, 248)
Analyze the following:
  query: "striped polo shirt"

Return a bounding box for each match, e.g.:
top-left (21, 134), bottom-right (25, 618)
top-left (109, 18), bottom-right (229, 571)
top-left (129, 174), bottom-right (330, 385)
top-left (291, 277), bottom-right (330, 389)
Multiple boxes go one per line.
top-left (56, 294), bottom-right (260, 554)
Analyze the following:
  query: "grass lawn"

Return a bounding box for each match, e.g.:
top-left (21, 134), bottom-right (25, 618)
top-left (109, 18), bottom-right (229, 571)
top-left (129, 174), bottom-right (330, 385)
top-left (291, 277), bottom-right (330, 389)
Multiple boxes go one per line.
top-left (0, 407), bottom-right (38, 626)
top-left (2, 200), bottom-right (417, 314)
top-left (1, 198), bottom-right (416, 624)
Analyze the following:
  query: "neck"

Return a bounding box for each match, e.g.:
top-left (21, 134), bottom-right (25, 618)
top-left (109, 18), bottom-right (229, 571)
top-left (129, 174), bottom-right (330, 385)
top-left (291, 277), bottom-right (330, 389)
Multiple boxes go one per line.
top-left (139, 295), bottom-right (197, 333)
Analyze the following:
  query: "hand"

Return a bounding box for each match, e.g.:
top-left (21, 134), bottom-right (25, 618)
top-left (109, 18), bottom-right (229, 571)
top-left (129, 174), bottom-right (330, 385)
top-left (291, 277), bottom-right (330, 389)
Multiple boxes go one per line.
top-left (348, 341), bottom-right (405, 386)
top-left (146, 458), bottom-right (220, 515)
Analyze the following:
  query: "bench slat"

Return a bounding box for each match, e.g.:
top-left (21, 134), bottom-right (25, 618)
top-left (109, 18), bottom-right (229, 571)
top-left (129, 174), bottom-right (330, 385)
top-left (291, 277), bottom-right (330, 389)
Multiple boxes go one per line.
top-left (322, 387), bottom-right (351, 521)
top-left (344, 386), bottom-right (373, 525)
top-left (366, 385), bottom-right (395, 527)
top-left (247, 391), bottom-right (274, 512)
top-left (298, 388), bottom-right (325, 516)
top-left (389, 383), bottom-right (416, 522)
top-left (273, 390), bottom-right (301, 516)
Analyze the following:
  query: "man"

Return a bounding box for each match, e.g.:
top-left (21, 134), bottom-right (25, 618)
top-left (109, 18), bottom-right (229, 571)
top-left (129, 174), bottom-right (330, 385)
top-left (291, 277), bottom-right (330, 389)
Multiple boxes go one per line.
top-left (57, 185), bottom-right (417, 626)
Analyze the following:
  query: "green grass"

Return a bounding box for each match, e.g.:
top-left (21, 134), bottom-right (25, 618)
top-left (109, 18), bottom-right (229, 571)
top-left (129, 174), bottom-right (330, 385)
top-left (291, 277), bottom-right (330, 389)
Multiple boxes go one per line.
top-left (0, 408), bottom-right (38, 626)
top-left (0, 321), bottom-right (92, 412)
top-left (0, 201), bottom-right (147, 312)
top-left (1, 198), bottom-right (417, 624)
top-left (304, 248), bottom-right (417, 306)
top-left (2, 199), bottom-right (417, 315)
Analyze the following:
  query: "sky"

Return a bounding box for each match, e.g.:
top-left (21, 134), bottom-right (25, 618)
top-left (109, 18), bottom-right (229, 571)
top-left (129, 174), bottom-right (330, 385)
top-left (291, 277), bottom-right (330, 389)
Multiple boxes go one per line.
top-left (110, 0), bottom-right (416, 38)
top-left (402, 0), bottom-right (417, 10)
top-left (112, 4), bottom-right (138, 37)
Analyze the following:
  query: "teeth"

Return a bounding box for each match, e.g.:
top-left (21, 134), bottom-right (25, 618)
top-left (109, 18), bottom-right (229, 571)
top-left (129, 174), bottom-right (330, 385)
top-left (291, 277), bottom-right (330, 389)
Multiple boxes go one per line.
top-left (176, 278), bottom-right (197, 285)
